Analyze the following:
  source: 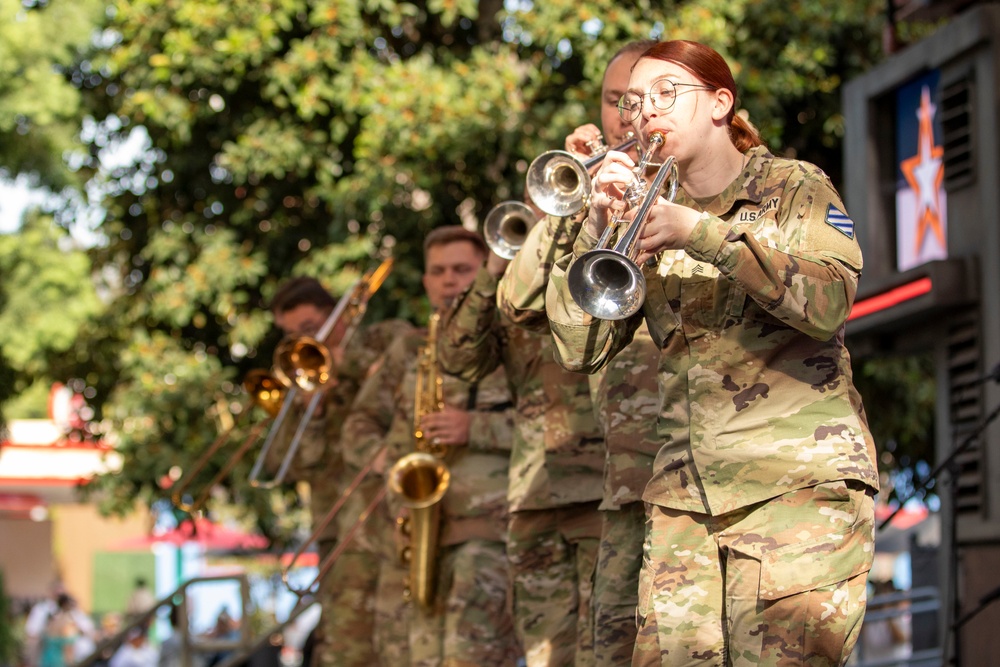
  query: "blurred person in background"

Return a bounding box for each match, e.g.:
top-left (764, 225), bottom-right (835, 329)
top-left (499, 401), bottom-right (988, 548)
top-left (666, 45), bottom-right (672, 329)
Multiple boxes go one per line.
top-left (24, 583), bottom-right (94, 667)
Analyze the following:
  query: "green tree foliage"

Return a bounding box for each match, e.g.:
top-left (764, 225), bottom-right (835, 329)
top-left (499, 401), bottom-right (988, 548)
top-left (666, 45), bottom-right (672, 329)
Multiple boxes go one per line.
top-left (0, 215), bottom-right (101, 425)
top-left (853, 354), bottom-right (938, 505)
top-left (0, 0), bottom-right (106, 190)
top-left (57, 0), bottom-right (896, 538)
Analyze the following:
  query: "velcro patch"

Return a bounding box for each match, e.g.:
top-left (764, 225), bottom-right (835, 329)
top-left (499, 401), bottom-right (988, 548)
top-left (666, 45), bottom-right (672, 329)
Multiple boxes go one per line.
top-left (825, 204), bottom-right (854, 239)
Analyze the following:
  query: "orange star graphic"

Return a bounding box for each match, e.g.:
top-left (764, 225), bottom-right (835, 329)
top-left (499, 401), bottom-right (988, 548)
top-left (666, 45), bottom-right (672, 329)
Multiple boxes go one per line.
top-left (900, 86), bottom-right (945, 255)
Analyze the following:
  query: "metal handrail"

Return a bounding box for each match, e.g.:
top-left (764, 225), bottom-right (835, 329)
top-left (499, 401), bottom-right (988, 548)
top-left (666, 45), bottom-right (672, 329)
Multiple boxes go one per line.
top-left (75, 574), bottom-right (279, 667)
top-left (851, 586), bottom-right (943, 667)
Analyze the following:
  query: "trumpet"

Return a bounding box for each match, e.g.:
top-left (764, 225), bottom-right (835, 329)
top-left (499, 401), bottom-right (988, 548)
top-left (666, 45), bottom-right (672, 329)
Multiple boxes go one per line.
top-left (526, 132), bottom-right (637, 218)
top-left (567, 132), bottom-right (679, 321)
top-left (171, 370), bottom-right (286, 513)
top-left (387, 311), bottom-right (450, 607)
top-left (248, 257), bottom-right (394, 488)
top-left (483, 200), bottom-right (538, 260)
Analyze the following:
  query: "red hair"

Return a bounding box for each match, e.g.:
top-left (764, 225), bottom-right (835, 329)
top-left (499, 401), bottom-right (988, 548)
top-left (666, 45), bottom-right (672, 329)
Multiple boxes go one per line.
top-left (639, 40), bottom-right (763, 152)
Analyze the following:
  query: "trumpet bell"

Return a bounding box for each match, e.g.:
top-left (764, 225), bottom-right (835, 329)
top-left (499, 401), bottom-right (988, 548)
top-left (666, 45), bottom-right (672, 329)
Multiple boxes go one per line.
top-left (525, 150), bottom-right (591, 218)
top-left (484, 201), bottom-right (537, 260)
top-left (567, 249), bottom-right (648, 321)
top-left (388, 452), bottom-right (451, 510)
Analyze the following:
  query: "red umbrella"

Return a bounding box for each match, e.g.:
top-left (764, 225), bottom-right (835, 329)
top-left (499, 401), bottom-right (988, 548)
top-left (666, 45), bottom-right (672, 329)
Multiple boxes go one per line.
top-left (112, 517), bottom-right (269, 551)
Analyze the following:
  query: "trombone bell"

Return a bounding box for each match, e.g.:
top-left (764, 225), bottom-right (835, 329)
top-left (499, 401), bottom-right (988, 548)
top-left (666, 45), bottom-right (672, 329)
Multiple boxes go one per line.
top-left (273, 337), bottom-right (333, 393)
top-left (484, 201), bottom-right (538, 260)
top-left (243, 370), bottom-right (286, 418)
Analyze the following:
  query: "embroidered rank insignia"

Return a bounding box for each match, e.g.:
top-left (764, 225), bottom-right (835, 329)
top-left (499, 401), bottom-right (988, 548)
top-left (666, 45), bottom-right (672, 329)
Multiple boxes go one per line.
top-left (825, 204), bottom-right (855, 239)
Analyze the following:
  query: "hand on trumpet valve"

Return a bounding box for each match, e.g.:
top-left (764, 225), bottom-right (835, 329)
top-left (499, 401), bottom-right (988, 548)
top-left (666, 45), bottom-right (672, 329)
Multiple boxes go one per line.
top-left (618, 197), bottom-right (701, 265)
top-left (584, 149), bottom-right (639, 236)
top-left (564, 123), bottom-right (604, 160)
top-left (420, 406), bottom-right (471, 448)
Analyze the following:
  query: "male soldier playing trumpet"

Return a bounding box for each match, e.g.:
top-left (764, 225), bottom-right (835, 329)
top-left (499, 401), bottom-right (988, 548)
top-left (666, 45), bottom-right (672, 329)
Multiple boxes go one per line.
top-left (494, 40), bottom-right (663, 665)
top-left (266, 276), bottom-right (413, 667)
top-left (340, 226), bottom-right (521, 666)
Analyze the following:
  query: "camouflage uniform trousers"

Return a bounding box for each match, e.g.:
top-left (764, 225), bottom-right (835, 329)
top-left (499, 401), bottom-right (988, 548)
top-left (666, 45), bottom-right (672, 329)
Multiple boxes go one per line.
top-left (375, 558), bottom-right (412, 666)
top-left (634, 480), bottom-right (875, 667)
top-left (507, 501), bottom-right (602, 667)
top-left (409, 539), bottom-right (522, 667)
top-left (592, 502), bottom-right (645, 666)
top-left (313, 539), bottom-right (379, 667)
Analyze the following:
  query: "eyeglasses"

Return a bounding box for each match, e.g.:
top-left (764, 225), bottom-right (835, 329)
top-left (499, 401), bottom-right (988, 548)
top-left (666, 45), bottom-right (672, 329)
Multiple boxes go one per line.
top-left (617, 79), bottom-right (717, 121)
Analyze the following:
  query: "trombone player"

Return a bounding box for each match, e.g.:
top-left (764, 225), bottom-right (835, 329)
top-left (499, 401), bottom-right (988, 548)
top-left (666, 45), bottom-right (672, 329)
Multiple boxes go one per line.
top-left (266, 275), bottom-right (413, 667)
top-left (341, 226), bottom-right (521, 666)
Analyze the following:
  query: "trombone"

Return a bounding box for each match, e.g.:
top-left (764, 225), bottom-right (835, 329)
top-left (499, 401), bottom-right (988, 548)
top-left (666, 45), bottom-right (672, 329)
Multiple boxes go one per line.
top-left (248, 257), bottom-right (395, 489)
top-left (281, 447), bottom-right (389, 597)
top-left (525, 132), bottom-right (637, 218)
top-left (483, 200), bottom-right (538, 260)
top-left (171, 370), bottom-right (286, 513)
top-left (567, 132), bottom-right (679, 321)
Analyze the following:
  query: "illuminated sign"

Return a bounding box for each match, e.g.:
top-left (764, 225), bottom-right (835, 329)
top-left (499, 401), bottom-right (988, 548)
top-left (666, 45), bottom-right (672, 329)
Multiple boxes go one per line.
top-left (895, 70), bottom-right (948, 272)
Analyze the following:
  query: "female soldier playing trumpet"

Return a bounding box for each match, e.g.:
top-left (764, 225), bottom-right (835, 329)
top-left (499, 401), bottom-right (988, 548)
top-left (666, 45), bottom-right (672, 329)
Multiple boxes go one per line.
top-left (546, 40), bottom-right (879, 666)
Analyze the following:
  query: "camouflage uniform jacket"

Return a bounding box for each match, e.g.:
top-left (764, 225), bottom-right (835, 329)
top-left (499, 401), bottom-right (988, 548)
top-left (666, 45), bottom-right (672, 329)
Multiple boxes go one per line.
top-left (440, 267), bottom-right (605, 512)
top-left (497, 216), bottom-right (659, 509)
top-left (546, 146), bottom-right (880, 515)
top-left (341, 327), bottom-right (514, 546)
top-left (264, 318), bottom-right (414, 544)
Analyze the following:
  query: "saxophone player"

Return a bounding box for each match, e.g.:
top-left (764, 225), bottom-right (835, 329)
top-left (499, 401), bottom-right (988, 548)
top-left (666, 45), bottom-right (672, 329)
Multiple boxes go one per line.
top-left (340, 226), bottom-right (521, 666)
top-left (266, 276), bottom-right (414, 667)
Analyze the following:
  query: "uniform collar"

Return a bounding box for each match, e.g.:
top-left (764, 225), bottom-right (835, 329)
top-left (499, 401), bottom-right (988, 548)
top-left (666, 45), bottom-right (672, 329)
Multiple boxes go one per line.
top-left (675, 145), bottom-right (773, 215)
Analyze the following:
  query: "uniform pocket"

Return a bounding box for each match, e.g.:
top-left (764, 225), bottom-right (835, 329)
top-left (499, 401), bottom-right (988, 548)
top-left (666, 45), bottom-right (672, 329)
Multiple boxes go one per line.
top-left (640, 266), bottom-right (679, 347)
top-left (758, 487), bottom-right (874, 600)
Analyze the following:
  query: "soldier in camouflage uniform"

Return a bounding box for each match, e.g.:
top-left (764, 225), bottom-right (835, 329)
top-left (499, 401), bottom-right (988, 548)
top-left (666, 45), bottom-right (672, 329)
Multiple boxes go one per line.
top-left (268, 277), bottom-right (414, 667)
top-left (545, 40), bottom-right (879, 666)
top-left (439, 239), bottom-right (606, 666)
top-left (495, 40), bottom-right (661, 665)
top-left (341, 226), bottom-right (522, 667)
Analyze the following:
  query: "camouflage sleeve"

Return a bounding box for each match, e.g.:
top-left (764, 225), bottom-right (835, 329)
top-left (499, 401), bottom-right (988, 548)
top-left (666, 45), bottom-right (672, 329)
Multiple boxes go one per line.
top-left (685, 168), bottom-right (861, 342)
top-left (337, 318), bottom-right (415, 385)
top-left (544, 224), bottom-right (643, 374)
top-left (339, 333), bottom-right (414, 469)
top-left (467, 405), bottom-right (516, 453)
top-left (466, 367), bottom-right (516, 453)
top-left (496, 212), bottom-right (585, 331)
top-left (438, 267), bottom-right (504, 383)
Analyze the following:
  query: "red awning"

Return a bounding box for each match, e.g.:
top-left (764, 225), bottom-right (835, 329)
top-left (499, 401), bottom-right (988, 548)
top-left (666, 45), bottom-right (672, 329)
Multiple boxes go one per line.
top-left (110, 517), bottom-right (269, 552)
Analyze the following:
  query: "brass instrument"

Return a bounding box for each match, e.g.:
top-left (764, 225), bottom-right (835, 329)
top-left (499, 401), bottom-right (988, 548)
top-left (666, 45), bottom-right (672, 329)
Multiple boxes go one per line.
top-left (567, 132), bottom-right (679, 321)
top-left (526, 132), bottom-right (637, 217)
top-left (483, 200), bottom-right (538, 260)
top-left (281, 446), bottom-right (389, 597)
top-left (387, 311), bottom-right (451, 607)
top-left (171, 370), bottom-right (286, 513)
top-left (248, 257), bottom-right (395, 488)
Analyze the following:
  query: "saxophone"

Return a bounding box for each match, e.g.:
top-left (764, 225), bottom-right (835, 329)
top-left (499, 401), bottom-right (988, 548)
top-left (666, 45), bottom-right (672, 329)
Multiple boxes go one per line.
top-left (387, 311), bottom-right (451, 607)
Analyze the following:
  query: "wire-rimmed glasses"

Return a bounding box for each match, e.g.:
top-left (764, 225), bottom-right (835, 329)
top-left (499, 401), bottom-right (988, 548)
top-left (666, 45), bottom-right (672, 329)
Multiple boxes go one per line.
top-left (618, 79), bottom-right (717, 121)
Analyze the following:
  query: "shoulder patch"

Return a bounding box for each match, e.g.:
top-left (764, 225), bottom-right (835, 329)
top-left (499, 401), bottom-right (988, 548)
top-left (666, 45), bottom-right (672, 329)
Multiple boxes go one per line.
top-left (825, 204), bottom-right (854, 239)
